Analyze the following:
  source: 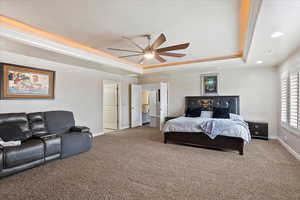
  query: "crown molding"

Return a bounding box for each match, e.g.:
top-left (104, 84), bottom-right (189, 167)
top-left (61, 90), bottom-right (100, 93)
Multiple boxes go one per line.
top-left (242, 0), bottom-right (263, 62)
top-left (0, 15), bottom-right (143, 74)
top-left (143, 57), bottom-right (244, 74)
top-left (143, 53), bottom-right (242, 69)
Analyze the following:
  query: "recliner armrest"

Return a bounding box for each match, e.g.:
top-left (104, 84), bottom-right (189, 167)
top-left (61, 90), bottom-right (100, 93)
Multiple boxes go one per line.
top-left (33, 134), bottom-right (57, 139)
top-left (70, 126), bottom-right (90, 133)
top-left (0, 149), bottom-right (3, 172)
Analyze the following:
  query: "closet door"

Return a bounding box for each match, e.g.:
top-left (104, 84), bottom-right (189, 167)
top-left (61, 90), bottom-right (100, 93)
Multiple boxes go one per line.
top-left (130, 84), bottom-right (142, 128)
top-left (103, 83), bottom-right (118, 130)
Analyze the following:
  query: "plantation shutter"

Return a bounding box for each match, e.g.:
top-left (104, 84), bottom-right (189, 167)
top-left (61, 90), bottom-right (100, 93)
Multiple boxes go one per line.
top-left (281, 75), bottom-right (288, 124)
top-left (289, 72), bottom-right (299, 128)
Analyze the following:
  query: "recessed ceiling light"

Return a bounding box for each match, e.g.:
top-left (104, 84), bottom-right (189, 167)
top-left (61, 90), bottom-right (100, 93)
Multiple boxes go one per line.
top-left (271, 32), bottom-right (284, 38)
top-left (256, 61), bottom-right (263, 64)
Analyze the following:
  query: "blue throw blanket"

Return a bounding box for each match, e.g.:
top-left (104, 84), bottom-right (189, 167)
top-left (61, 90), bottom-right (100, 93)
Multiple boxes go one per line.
top-left (199, 119), bottom-right (250, 139)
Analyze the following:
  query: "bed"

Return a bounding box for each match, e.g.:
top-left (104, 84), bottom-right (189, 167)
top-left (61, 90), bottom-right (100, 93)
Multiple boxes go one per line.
top-left (163, 96), bottom-right (250, 155)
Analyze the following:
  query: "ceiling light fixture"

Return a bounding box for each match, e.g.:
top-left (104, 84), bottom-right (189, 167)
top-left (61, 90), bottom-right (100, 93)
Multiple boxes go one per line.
top-left (108, 33), bottom-right (190, 64)
top-left (271, 32), bottom-right (284, 38)
top-left (144, 51), bottom-right (155, 59)
top-left (256, 60), bottom-right (263, 64)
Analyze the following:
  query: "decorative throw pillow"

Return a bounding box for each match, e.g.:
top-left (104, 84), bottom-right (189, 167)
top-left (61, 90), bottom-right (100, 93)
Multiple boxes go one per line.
top-left (0, 124), bottom-right (27, 142)
top-left (213, 107), bottom-right (230, 119)
top-left (200, 111), bottom-right (213, 118)
top-left (185, 107), bottom-right (202, 117)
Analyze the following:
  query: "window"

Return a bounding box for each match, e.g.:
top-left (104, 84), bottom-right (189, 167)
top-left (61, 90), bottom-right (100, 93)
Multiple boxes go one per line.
top-left (281, 75), bottom-right (288, 124)
top-left (281, 72), bottom-right (300, 133)
top-left (289, 72), bottom-right (299, 128)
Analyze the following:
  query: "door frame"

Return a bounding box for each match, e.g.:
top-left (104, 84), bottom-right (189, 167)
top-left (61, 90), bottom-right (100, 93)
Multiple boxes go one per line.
top-left (165, 82), bottom-right (170, 117)
top-left (159, 82), bottom-right (169, 130)
top-left (102, 80), bottom-right (122, 131)
top-left (139, 83), bottom-right (169, 129)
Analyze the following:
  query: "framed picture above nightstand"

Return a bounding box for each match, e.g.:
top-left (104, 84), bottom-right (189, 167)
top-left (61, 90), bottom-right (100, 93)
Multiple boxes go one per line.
top-left (246, 120), bottom-right (268, 140)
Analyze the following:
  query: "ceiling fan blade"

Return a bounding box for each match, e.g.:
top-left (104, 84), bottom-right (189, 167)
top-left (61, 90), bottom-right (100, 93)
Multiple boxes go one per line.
top-left (150, 33), bottom-right (166, 50)
top-left (155, 54), bottom-right (167, 63)
top-left (139, 57), bottom-right (146, 64)
top-left (107, 48), bottom-right (143, 53)
top-left (158, 52), bottom-right (186, 57)
top-left (123, 36), bottom-right (145, 51)
top-left (156, 43), bottom-right (190, 53)
top-left (119, 54), bottom-right (143, 58)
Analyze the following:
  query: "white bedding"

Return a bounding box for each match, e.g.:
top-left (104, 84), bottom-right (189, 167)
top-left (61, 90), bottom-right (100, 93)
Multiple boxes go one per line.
top-left (163, 117), bottom-right (251, 143)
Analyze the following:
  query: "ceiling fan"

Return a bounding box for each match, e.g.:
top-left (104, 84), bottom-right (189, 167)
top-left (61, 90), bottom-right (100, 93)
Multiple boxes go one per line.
top-left (107, 33), bottom-right (190, 64)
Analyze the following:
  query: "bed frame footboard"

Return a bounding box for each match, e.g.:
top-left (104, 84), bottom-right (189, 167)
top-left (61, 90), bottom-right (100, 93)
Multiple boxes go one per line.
top-left (164, 132), bottom-right (244, 155)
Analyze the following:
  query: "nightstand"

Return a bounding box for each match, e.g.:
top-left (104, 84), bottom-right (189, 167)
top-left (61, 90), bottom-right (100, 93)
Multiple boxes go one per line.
top-left (165, 116), bottom-right (179, 122)
top-left (246, 120), bottom-right (268, 140)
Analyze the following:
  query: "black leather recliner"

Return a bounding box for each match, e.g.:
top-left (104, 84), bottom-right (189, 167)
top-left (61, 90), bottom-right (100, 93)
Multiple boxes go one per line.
top-left (0, 111), bottom-right (93, 178)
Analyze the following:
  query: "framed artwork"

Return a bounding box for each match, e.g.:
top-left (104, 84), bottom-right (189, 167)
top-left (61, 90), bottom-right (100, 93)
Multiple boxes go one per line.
top-left (201, 74), bottom-right (218, 95)
top-left (0, 63), bottom-right (55, 99)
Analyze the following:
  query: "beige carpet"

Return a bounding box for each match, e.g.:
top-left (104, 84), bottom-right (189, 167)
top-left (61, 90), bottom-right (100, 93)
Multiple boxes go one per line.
top-left (0, 127), bottom-right (299, 200)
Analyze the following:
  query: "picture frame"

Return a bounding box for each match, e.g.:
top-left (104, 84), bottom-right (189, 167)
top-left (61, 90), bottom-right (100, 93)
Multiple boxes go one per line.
top-left (201, 74), bottom-right (219, 95)
top-left (0, 63), bottom-right (55, 99)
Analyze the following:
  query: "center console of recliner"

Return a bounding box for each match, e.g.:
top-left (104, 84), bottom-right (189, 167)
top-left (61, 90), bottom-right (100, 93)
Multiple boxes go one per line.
top-left (28, 112), bottom-right (62, 162)
top-left (0, 111), bottom-right (93, 178)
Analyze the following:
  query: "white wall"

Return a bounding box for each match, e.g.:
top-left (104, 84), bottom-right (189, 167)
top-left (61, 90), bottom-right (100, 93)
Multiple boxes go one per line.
top-left (141, 83), bottom-right (160, 91)
top-left (277, 49), bottom-right (300, 156)
top-left (139, 66), bottom-right (279, 138)
top-left (0, 51), bottom-right (136, 133)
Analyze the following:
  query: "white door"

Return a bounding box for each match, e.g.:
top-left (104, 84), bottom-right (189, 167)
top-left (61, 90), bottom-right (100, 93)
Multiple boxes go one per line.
top-left (103, 83), bottom-right (118, 129)
top-left (131, 84), bottom-right (142, 128)
top-left (149, 91), bottom-right (157, 117)
top-left (160, 82), bottom-right (168, 130)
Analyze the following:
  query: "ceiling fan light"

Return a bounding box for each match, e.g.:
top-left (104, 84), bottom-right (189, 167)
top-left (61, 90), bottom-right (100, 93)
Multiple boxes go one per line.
top-left (144, 52), bottom-right (155, 59)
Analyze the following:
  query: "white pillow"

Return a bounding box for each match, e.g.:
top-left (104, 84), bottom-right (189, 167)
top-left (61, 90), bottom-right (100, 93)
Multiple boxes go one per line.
top-left (230, 113), bottom-right (243, 121)
top-left (200, 111), bottom-right (213, 118)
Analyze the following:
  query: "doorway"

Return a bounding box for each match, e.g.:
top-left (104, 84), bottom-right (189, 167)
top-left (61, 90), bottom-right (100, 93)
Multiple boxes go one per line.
top-left (141, 87), bottom-right (159, 128)
top-left (130, 82), bottom-right (168, 130)
top-left (103, 80), bottom-right (120, 133)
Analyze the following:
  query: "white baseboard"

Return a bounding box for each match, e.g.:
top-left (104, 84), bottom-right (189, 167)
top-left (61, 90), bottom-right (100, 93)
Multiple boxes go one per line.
top-left (277, 137), bottom-right (300, 161)
top-left (269, 135), bottom-right (277, 140)
top-left (120, 125), bottom-right (130, 130)
top-left (93, 132), bottom-right (104, 137)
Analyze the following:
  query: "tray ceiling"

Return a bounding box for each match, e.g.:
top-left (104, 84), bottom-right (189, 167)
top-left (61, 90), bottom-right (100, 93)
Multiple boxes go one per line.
top-left (0, 0), bottom-right (241, 66)
top-left (2, 0), bottom-right (300, 74)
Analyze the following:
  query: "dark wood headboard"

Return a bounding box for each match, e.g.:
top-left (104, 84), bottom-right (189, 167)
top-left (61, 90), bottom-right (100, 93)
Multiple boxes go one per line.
top-left (185, 96), bottom-right (240, 114)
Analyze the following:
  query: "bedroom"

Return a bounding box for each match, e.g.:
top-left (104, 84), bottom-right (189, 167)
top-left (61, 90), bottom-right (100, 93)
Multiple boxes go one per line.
top-left (0, 0), bottom-right (299, 200)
